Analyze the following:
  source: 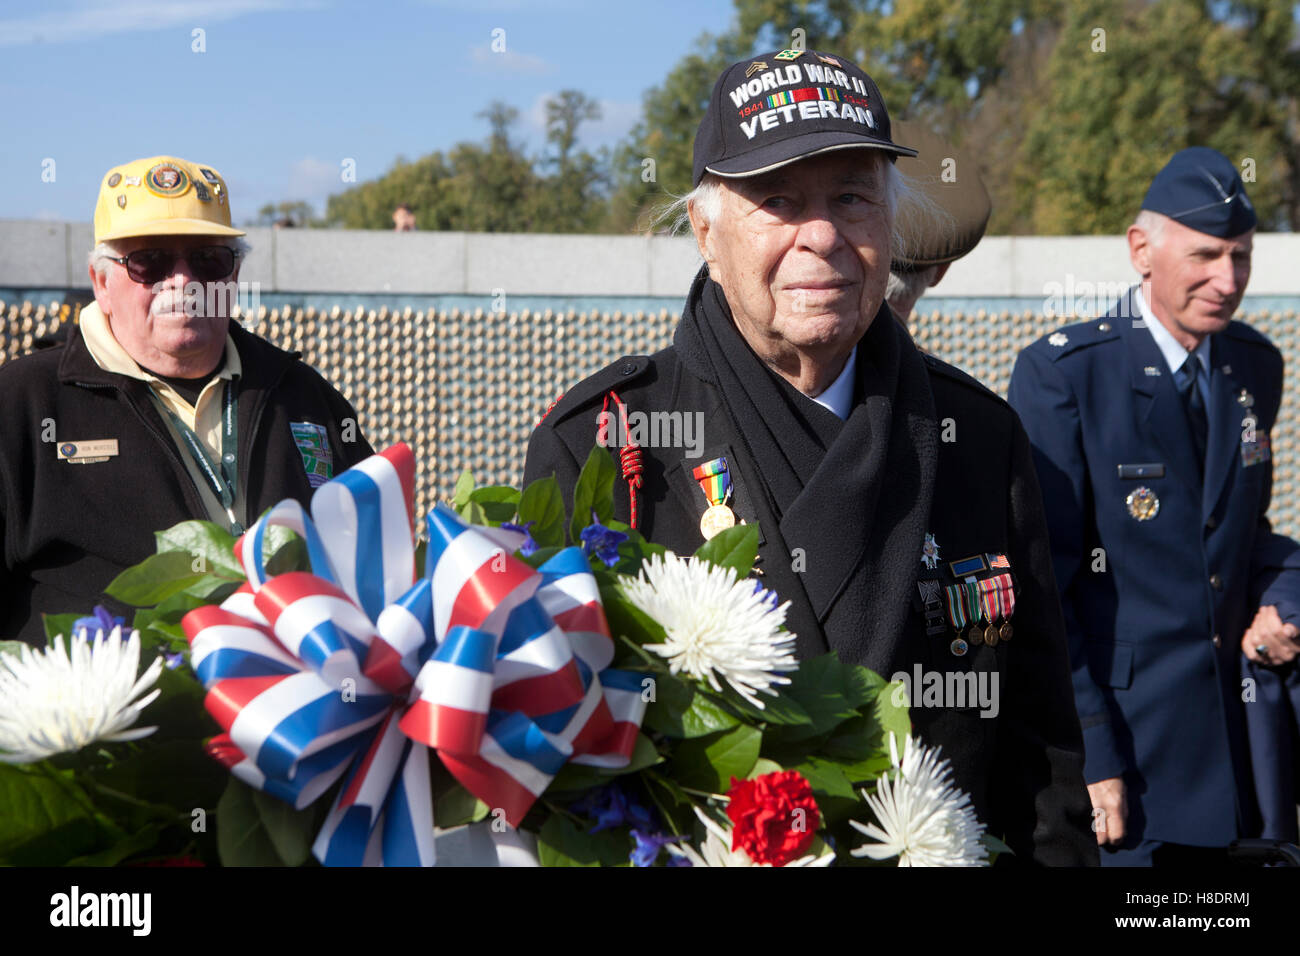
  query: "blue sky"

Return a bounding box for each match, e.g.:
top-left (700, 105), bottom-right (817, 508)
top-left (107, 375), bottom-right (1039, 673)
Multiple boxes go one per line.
top-left (0, 0), bottom-right (738, 223)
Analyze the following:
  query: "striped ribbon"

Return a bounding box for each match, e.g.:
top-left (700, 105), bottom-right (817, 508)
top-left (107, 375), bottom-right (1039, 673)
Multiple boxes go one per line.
top-left (692, 457), bottom-right (731, 506)
top-left (184, 443), bottom-right (647, 867)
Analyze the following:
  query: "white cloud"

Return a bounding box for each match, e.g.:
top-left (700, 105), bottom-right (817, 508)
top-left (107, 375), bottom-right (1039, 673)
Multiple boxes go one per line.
top-left (469, 44), bottom-right (552, 75)
top-left (0, 0), bottom-right (320, 48)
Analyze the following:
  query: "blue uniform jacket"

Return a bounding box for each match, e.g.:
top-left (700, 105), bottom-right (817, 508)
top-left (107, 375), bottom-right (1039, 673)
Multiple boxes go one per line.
top-left (1008, 287), bottom-right (1299, 847)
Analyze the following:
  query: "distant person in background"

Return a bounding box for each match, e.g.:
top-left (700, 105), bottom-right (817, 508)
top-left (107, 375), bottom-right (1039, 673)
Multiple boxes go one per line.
top-left (393, 203), bottom-right (416, 232)
top-left (0, 155), bottom-right (373, 645)
top-left (884, 122), bottom-right (991, 325)
top-left (1009, 147), bottom-right (1298, 863)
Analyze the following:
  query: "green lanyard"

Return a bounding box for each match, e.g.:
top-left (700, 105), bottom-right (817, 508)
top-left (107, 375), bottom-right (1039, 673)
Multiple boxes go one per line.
top-left (160, 380), bottom-right (242, 535)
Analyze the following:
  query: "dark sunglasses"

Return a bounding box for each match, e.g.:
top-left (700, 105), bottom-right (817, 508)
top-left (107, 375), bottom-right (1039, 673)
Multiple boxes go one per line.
top-left (105, 246), bottom-right (240, 284)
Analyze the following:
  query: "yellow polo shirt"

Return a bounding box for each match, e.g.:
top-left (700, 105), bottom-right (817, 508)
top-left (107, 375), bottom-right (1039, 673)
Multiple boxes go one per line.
top-left (79, 302), bottom-right (246, 530)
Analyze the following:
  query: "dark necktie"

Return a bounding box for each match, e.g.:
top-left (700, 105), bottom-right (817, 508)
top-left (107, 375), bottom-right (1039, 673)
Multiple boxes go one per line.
top-left (1178, 353), bottom-right (1208, 474)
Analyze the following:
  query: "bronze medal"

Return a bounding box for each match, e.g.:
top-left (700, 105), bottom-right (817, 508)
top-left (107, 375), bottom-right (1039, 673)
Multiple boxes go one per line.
top-left (699, 504), bottom-right (736, 540)
top-left (984, 623), bottom-right (1000, 647)
top-left (967, 624), bottom-right (983, 647)
top-left (1000, 620), bottom-right (1013, 641)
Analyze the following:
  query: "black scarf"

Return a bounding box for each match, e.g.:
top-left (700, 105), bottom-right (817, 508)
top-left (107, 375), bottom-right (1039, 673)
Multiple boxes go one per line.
top-left (674, 268), bottom-right (939, 674)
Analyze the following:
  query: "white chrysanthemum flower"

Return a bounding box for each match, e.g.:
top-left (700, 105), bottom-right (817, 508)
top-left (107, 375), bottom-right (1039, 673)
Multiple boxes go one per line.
top-left (0, 627), bottom-right (164, 763)
top-left (620, 552), bottom-right (797, 708)
top-left (665, 807), bottom-right (835, 867)
top-left (850, 733), bottom-right (989, 867)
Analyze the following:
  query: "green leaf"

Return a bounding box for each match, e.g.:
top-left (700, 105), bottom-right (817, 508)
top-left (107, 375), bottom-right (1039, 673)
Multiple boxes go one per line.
top-left (154, 521), bottom-right (242, 576)
top-left (982, 832), bottom-right (1015, 860)
top-left (569, 445), bottom-right (616, 544)
top-left (42, 613), bottom-right (83, 643)
top-left (65, 824), bottom-right (163, 866)
top-left (518, 475), bottom-right (566, 548)
top-left (458, 500), bottom-right (487, 526)
top-left (537, 813), bottom-right (631, 867)
top-left (692, 522), bottom-right (759, 577)
top-left (251, 787), bottom-right (317, 866)
top-left (748, 757), bottom-right (785, 778)
top-left (643, 674), bottom-right (742, 739)
top-left (105, 551), bottom-right (212, 607)
top-left (771, 654), bottom-right (859, 742)
top-left (216, 778), bottom-right (294, 866)
top-left (434, 784), bottom-right (490, 828)
top-left (715, 683), bottom-right (811, 726)
top-left (0, 763), bottom-right (106, 865)
top-left (601, 592), bottom-right (668, 646)
top-left (264, 534), bottom-right (309, 577)
top-left (469, 485), bottom-right (522, 524)
top-left (794, 756), bottom-right (861, 826)
top-left (819, 713), bottom-right (885, 763)
top-left (875, 679), bottom-right (912, 746)
top-left (667, 724), bottom-right (761, 792)
top-left (452, 470), bottom-right (475, 508)
top-left (844, 665), bottom-right (888, 710)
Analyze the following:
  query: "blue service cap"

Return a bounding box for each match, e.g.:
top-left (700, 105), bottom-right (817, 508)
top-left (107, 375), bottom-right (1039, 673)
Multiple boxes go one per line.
top-left (1140, 147), bottom-right (1256, 238)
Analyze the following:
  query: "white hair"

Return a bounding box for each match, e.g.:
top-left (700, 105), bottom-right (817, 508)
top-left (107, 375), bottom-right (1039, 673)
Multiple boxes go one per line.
top-left (657, 153), bottom-right (934, 262)
top-left (1133, 209), bottom-right (1168, 249)
top-left (884, 264), bottom-right (941, 309)
top-left (88, 236), bottom-right (252, 278)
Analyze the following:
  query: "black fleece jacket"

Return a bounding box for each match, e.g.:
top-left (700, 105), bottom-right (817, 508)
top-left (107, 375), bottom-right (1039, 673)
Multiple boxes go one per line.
top-left (0, 321), bottom-right (374, 644)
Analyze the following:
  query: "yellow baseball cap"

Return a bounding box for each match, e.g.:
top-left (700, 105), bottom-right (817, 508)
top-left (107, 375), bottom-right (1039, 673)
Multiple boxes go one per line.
top-left (94, 155), bottom-right (246, 244)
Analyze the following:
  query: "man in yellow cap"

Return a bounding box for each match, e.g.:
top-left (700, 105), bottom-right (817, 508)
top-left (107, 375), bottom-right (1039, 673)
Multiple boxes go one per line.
top-left (0, 156), bottom-right (374, 645)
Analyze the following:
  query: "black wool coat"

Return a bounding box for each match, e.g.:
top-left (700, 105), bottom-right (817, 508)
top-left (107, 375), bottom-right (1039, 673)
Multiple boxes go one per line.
top-left (524, 299), bottom-right (1098, 866)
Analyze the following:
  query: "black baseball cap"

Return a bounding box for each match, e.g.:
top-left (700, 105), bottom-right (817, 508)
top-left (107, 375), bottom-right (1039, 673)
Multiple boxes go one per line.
top-left (692, 48), bottom-right (916, 187)
top-left (1141, 147), bottom-right (1256, 238)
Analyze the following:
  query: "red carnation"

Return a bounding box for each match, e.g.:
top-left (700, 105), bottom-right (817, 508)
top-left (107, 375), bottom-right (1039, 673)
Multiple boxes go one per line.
top-left (726, 770), bottom-right (820, 866)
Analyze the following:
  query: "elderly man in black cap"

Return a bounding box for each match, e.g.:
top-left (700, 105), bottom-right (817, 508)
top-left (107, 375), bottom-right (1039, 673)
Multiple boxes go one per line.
top-left (525, 49), bottom-right (1096, 865)
top-left (884, 121), bottom-right (992, 325)
top-left (1009, 147), bottom-right (1300, 864)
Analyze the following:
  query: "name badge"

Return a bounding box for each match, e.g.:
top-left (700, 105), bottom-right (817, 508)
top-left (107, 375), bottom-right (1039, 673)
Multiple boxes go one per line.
top-left (57, 439), bottom-right (119, 464)
top-left (1117, 463), bottom-right (1164, 480)
top-left (1242, 434), bottom-right (1271, 467)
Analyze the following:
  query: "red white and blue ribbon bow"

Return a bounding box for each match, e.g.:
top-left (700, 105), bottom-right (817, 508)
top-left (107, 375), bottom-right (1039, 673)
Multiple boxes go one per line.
top-left (183, 444), bottom-right (648, 867)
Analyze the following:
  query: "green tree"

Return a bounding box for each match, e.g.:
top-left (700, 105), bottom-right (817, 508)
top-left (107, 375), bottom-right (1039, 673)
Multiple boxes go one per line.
top-left (1018, 0), bottom-right (1298, 233)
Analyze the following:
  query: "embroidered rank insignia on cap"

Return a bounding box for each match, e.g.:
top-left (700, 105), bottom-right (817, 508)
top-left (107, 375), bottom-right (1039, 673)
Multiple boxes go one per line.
top-left (774, 49), bottom-right (803, 60)
top-left (745, 61), bottom-right (768, 77)
top-left (290, 422), bottom-right (333, 487)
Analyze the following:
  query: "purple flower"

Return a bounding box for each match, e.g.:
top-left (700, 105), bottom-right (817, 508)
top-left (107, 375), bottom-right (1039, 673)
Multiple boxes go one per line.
top-left (630, 828), bottom-right (685, 867)
top-left (73, 605), bottom-right (130, 641)
top-left (501, 520), bottom-right (539, 557)
top-left (751, 579), bottom-right (779, 611)
top-left (164, 651), bottom-right (185, 670)
top-left (571, 783), bottom-right (654, 833)
top-left (580, 515), bottom-right (628, 568)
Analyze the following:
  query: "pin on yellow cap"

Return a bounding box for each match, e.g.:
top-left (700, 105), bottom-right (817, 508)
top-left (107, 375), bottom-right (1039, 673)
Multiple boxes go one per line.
top-left (94, 155), bottom-right (246, 244)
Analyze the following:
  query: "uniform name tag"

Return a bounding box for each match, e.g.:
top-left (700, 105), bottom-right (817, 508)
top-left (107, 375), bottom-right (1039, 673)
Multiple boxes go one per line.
top-left (1241, 434), bottom-right (1271, 467)
top-left (1117, 463), bottom-right (1165, 479)
top-left (57, 439), bottom-right (119, 464)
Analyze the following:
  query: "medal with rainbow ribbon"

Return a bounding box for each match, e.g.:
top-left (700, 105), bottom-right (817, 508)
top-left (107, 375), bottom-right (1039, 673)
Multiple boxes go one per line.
top-left (692, 457), bottom-right (735, 540)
